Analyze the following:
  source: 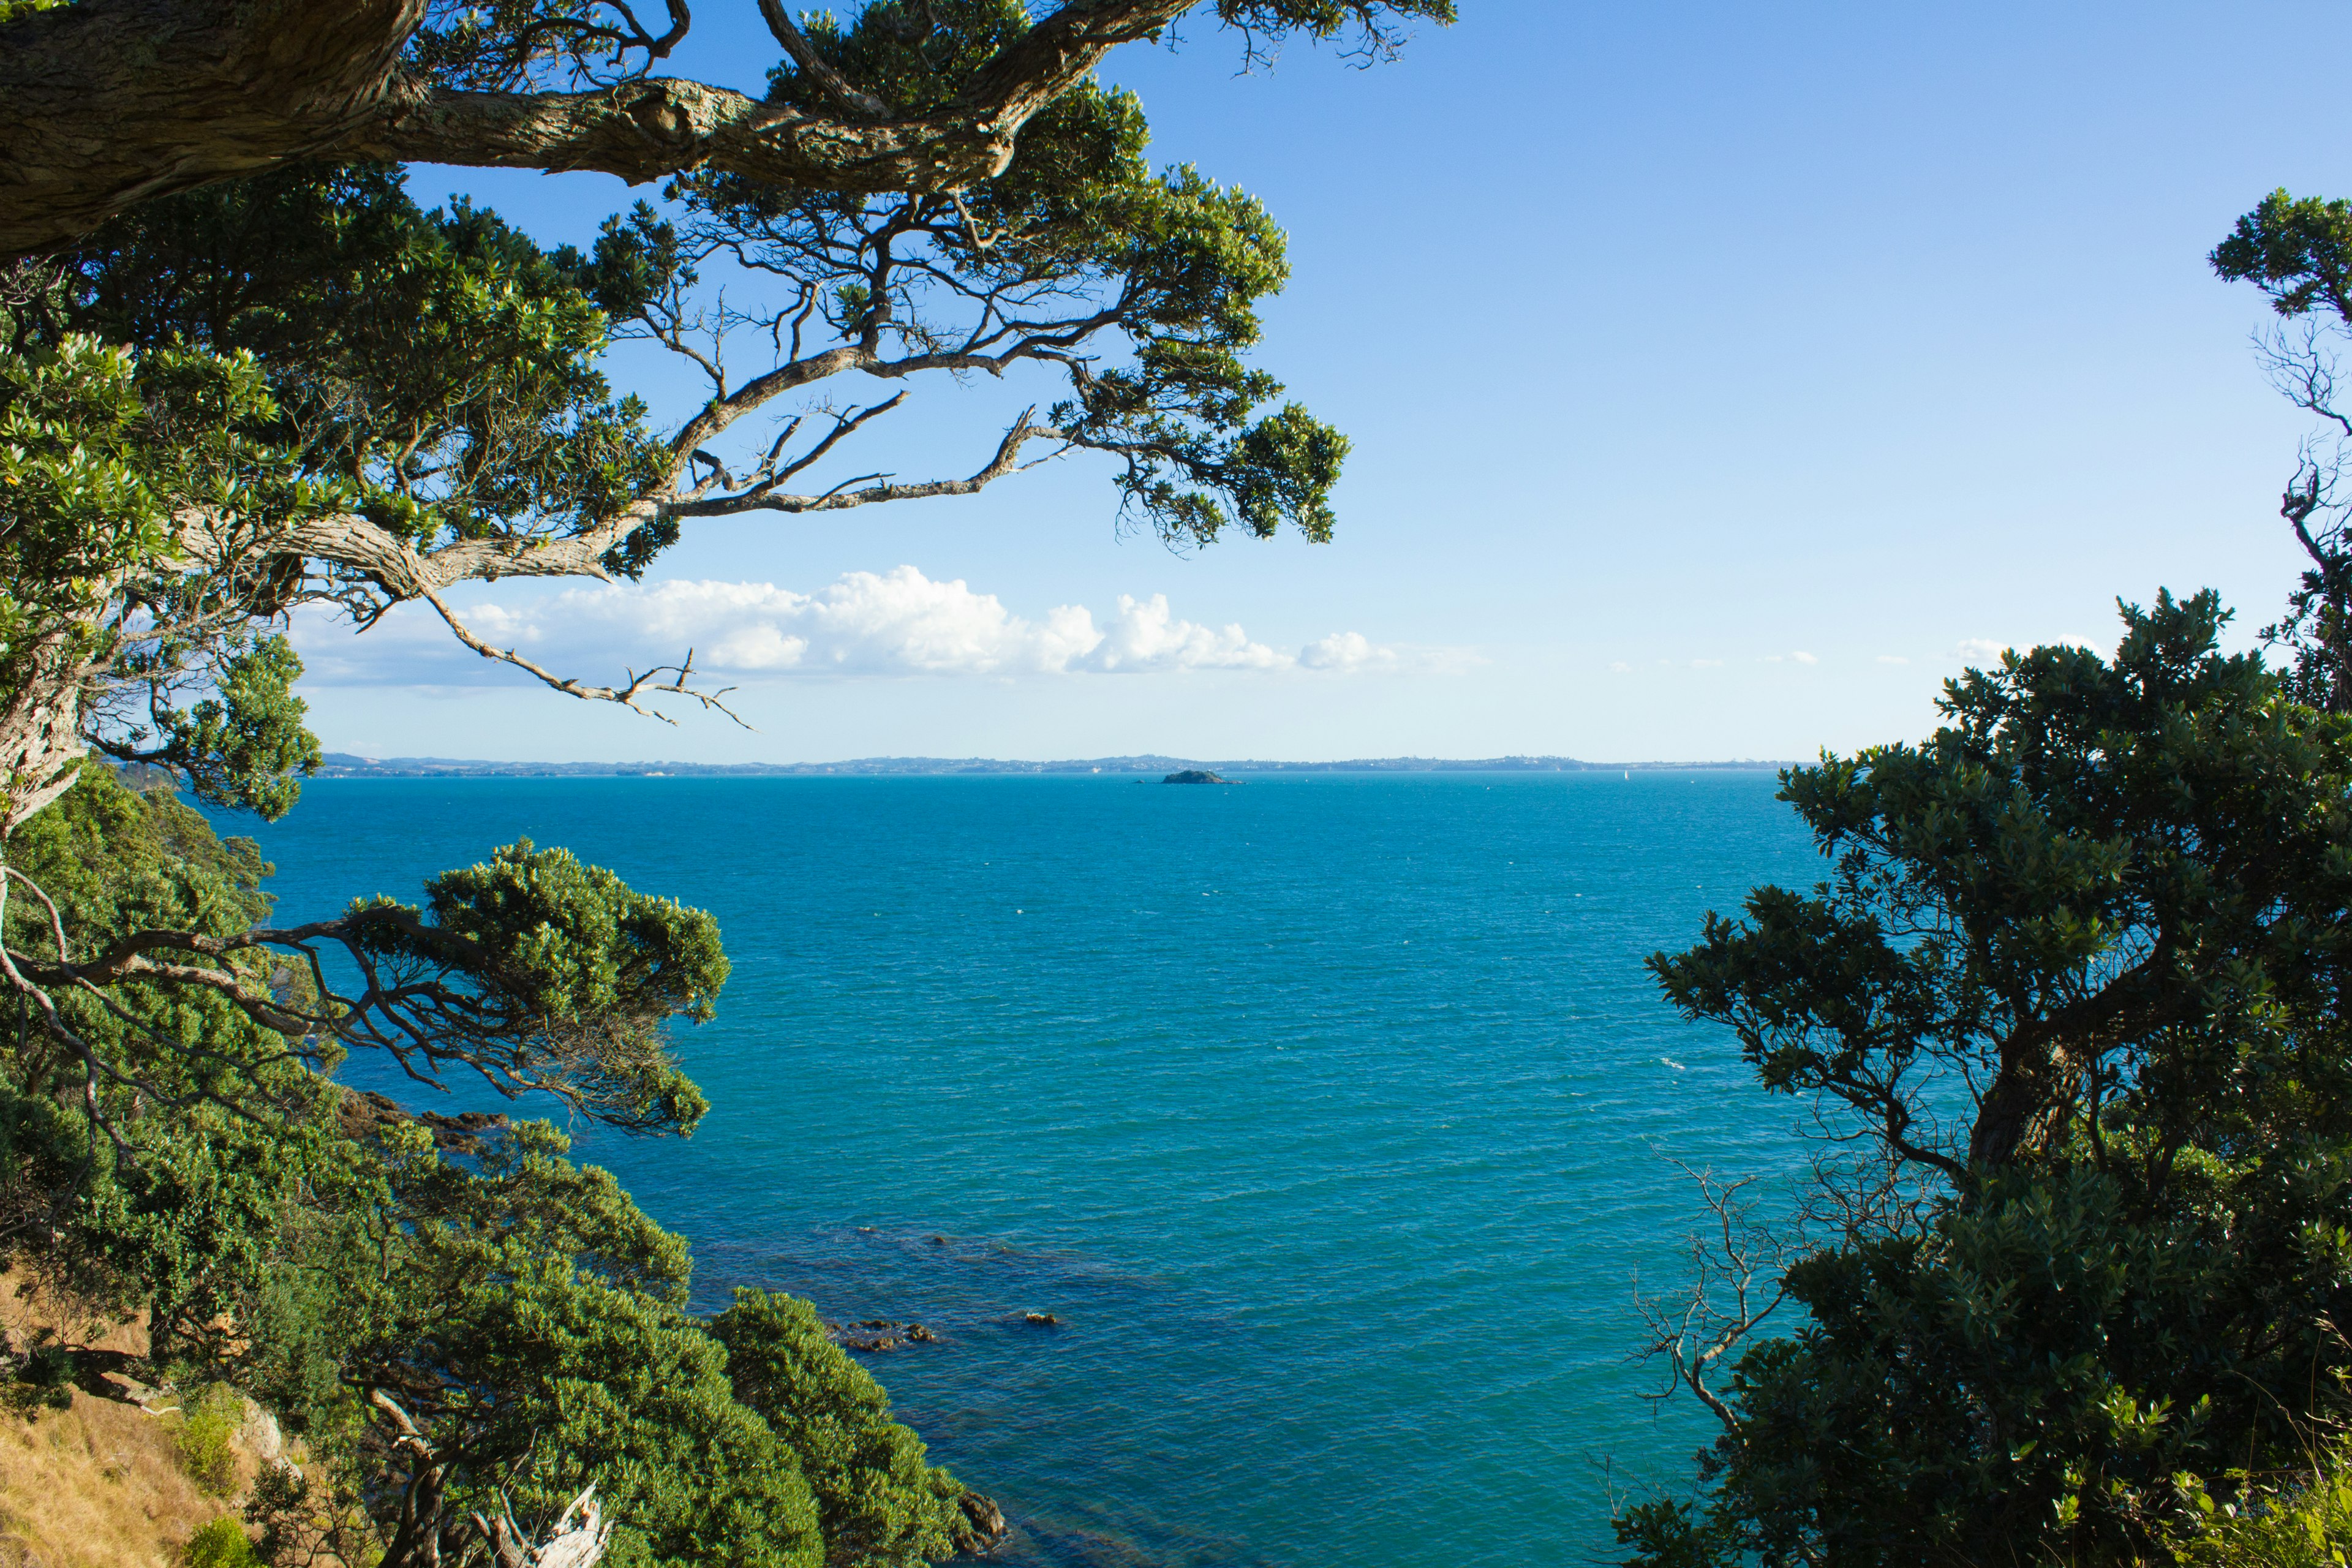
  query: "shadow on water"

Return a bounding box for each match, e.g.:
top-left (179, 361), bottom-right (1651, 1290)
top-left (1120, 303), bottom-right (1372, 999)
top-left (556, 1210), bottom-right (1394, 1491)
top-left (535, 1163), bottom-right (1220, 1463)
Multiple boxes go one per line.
top-left (693, 1226), bottom-right (1281, 1568)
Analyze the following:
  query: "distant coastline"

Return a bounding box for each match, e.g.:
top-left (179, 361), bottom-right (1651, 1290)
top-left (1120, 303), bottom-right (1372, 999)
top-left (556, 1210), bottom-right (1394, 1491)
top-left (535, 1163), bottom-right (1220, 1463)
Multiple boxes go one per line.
top-left (310, 752), bottom-right (1796, 778)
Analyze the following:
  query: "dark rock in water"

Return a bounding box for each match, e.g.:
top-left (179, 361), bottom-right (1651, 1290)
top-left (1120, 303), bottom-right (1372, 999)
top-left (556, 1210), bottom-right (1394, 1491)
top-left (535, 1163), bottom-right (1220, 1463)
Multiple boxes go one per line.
top-left (858, 1319), bottom-right (892, 1329)
top-left (337, 1088), bottom-right (510, 1154)
top-left (952, 1492), bottom-right (1008, 1557)
top-left (906, 1323), bottom-right (937, 1342)
top-left (1162, 769), bottom-right (1234, 785)
top-left (1022, 1311), bottom-right (1059, 1326)
top-left (930, 1235), bottom-right (948, 1246)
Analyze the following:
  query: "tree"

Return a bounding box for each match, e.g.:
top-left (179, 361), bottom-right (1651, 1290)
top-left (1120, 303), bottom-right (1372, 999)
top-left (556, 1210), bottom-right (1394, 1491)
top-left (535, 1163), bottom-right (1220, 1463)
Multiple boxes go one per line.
top-left (712, 1290), bottom-right (968, 1568)
top-left (0, 0), bottom-right (1452, 257)
top-left (0, 771), bottom-right (971, 1567)
top-left (2214, 189), bottom-right (2352, 712)
top-left (0, 0), bottom-right (1442, 839)
top-left (1623, 592), bottom-right (2352, 1566)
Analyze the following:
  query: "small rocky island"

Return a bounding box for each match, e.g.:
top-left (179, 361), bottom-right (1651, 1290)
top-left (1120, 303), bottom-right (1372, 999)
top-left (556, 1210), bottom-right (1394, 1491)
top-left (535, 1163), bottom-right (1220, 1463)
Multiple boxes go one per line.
top-left (1163, 769), bottom-right (1237, 784)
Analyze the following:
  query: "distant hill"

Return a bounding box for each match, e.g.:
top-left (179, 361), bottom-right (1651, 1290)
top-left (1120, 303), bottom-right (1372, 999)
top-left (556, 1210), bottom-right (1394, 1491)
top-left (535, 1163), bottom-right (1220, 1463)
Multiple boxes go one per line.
top-left (312, 752), bottom-right (1792, 778)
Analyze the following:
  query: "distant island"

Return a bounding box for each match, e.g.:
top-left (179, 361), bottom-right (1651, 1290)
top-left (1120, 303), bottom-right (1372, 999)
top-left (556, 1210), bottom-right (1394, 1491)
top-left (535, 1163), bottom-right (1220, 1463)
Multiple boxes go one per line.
top-left (311, 752), bottom-right (1793, 778)
top-left (1163, 769), bottom-right (1235, 784)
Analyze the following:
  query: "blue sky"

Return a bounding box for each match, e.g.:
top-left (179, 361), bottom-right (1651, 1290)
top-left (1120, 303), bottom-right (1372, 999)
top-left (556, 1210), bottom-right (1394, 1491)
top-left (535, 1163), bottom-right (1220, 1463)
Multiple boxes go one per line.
top-left (303, 1), bottom-right (2339, 763)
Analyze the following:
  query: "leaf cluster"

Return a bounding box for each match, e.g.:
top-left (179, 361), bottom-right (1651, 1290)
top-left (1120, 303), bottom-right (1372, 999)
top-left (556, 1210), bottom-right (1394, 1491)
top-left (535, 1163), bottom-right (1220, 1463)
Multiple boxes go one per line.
top-left (338, 837), bottom-right (724, 1134)
top-left (56, 162), bottom-right (667, 567)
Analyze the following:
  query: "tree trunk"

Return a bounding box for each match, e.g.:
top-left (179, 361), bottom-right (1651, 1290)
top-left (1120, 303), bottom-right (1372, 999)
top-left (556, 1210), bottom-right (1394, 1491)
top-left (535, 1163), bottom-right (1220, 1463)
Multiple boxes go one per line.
top-left (0, 0), bottom-right (426, 256)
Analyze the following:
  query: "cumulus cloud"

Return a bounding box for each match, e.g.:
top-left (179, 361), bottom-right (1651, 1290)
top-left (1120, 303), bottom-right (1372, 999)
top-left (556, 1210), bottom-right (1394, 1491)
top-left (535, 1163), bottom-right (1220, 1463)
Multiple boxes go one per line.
top-left (295, 567), bottom-right (1452, 685)
top-left (1955, 632), bottom-right (2101, 666)
top-left (1877, 654), bottom-right (1910, 665)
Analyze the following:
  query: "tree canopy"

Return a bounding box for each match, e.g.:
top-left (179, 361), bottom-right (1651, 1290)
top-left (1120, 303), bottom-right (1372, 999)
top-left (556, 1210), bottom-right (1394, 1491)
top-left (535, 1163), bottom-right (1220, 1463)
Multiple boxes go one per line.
top-left (1623, 592), bottom-right (2352, 1566)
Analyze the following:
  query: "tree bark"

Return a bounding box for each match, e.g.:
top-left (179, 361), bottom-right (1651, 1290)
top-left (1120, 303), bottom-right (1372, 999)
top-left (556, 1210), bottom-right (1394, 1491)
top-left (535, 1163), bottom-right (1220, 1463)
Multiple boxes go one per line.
top-left (0, 0), bottom-right (426, 257)
top-left (0, 0), bottom-right (1199, 258)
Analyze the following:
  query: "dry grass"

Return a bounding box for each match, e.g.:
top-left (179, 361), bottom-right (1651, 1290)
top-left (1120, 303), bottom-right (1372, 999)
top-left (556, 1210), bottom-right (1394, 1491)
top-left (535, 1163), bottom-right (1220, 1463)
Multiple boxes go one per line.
top-left (0, 1389), bottom-right (242, 1567)
top-left (0, 1273), bottom-right (269, 1567)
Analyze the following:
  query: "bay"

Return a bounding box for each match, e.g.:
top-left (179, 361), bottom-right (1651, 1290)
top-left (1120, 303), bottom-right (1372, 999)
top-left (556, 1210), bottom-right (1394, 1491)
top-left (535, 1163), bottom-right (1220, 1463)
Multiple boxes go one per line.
top-left (225, 770), bottom-right (1820, 1567)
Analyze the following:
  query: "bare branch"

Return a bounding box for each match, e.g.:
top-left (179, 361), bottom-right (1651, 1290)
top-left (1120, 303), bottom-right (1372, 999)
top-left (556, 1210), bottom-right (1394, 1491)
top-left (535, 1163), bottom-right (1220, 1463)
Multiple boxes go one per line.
top-left (672, 409), bottom-right (1056, 516)
top-left (420, 589), bottom-right (748, 728)
top-left (1629, 1155), bottom-right (1804, 1432)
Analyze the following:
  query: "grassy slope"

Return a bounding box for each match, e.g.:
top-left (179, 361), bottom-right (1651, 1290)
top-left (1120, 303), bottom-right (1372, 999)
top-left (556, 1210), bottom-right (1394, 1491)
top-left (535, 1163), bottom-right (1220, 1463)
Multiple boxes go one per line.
top-left (0, 1389), bottom-right (240, 1567)
top-left (0, 1278), bottom-right (264, 1566)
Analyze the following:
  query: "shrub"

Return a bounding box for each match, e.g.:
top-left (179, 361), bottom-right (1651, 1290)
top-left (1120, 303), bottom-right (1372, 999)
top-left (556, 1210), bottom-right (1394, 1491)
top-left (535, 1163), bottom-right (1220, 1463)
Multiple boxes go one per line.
top-left (184, 1516), bottom-right (255, 1568)
top-left (2166, 1438), bottom-right (2352, 1567)
top-left (175, 1385), bottom-right (242, 1496)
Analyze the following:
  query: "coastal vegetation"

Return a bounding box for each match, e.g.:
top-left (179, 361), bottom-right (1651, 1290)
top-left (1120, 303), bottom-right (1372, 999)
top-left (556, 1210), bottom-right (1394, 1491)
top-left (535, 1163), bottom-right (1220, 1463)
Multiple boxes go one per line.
top-left (0, 1), bottom-right (1447, 1562)
top-left (1618, 199), bottom-right (2352, 1567)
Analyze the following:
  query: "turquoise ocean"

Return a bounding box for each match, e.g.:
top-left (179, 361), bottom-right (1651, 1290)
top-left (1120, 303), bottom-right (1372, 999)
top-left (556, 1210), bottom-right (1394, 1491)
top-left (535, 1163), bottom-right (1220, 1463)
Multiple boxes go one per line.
top-left (227, 771), bottom-right (1820, 1567)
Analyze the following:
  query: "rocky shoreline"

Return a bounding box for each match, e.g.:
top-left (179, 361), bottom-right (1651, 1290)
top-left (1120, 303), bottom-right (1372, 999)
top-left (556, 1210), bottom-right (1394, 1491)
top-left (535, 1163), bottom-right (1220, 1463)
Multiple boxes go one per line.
top-left (816, 1308), bottom-right (1066, 1558)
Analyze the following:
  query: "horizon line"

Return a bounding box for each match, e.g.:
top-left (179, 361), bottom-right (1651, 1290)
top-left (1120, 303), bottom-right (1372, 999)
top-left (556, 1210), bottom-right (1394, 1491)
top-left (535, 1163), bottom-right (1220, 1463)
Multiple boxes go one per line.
top-left (303, 751), bottom-right (1803, 777)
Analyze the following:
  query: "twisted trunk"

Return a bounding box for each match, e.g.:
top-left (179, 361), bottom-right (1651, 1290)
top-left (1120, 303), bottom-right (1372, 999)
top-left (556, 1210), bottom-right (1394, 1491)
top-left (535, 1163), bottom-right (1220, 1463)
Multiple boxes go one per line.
top-left (0, 0), bottom-right (1199, 258)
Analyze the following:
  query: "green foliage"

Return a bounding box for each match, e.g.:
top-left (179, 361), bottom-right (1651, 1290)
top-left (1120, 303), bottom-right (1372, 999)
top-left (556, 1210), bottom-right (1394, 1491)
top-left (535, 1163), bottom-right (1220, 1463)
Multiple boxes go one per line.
top-left (1634, 592), bottom-right (2352, 1566)
top-left (59, 162), bottom-right (666, 565)
top-left (344, 837), bottom-right (723, 1133)
top-left (2213, 189), bottom-right (2352, 320)
top-left (183, 1516), bottom-right (257, 1568)
top-left (2165, 1436), bottom-right (2352, 1566)
top-left (0, 1330), bottom-right (78, 1417)
top-left (714, 1291), bottom-right (967, 1568)
top-left (0, 334), bottom-right (330, 818)
top-left (175, 1385), bottom-right (244, 1497)
top-left (151, 635), bottom-right (321, 820)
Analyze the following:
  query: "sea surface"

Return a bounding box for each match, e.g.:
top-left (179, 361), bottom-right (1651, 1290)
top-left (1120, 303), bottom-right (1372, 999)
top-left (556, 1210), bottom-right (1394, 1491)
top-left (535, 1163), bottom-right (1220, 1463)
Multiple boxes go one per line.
top-left (226, 771), bottom-right (1822, 1567)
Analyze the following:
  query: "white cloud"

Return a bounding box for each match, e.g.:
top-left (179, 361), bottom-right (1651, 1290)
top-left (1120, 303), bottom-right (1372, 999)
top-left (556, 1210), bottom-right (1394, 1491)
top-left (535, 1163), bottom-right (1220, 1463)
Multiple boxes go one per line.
top-left (1299, 630), bottom-right (1392, 672)
top-left (1791, 650), bottom-right (1819, 665)
top-left (1608, 660), bottom-right (1634, 674)
top-left (1877, 654), bottom-right (1910, 665)
top-left (295, 568), bottom-right (1450, 685)
top-left (1955, 632), bottom-right (2101, 666)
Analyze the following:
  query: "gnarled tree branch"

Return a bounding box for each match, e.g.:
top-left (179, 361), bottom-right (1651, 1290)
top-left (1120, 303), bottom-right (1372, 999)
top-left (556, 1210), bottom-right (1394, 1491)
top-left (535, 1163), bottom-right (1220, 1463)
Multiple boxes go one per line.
top-left (0, 0), bottom-right (1217, 257)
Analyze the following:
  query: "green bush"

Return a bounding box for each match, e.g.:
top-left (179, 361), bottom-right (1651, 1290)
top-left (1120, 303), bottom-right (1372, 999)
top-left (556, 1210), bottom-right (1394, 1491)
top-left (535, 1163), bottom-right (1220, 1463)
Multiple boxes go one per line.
top-left (184, 1516), bottom-right (255, 1568)
top-left (175, 1385), bottom-right (242, 1496)
top-left (712, 1289), bottom-right (965, 1568)
top-left (2166, 1439), bottom-right (2352, 1567)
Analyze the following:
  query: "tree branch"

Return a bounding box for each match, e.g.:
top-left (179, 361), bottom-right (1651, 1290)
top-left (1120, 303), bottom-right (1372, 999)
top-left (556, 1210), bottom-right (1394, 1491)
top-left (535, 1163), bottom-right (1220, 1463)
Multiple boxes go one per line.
top-left (0, 0), bottom-right (1211, 257)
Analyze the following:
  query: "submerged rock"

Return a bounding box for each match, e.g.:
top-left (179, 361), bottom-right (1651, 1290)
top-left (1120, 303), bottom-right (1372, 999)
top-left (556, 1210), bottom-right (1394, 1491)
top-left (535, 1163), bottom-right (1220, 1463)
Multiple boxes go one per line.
top-left (828, 1317), bottom-right (938, 1352)
top-left (1022, 1311), bottom-right (1059, 1327)
top-left (952, 1492), bottom-right (1009, 1557)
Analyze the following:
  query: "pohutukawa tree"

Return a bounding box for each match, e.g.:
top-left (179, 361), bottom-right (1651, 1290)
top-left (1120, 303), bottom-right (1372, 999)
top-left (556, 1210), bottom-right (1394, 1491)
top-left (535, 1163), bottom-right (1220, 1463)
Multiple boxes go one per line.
top-left (1624, 593), bottom-right (2352, 1566)
top-left (3, 0), bottom-right (1450, 840)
